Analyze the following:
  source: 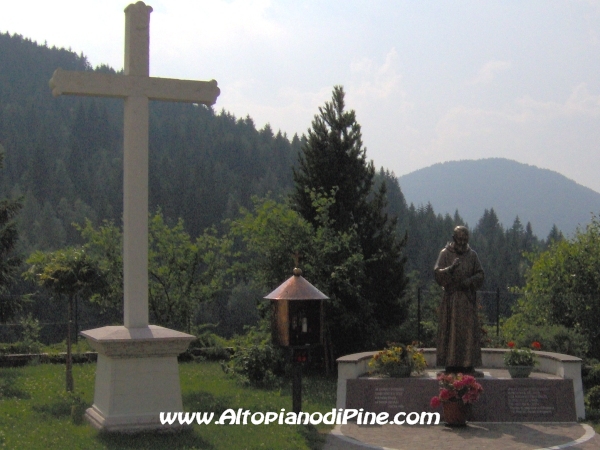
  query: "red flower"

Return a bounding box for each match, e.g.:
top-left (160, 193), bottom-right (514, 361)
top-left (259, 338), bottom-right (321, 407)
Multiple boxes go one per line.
top-left (430, 396), bottom-right (441, 408)
top-left (507, 341), bottom-right (515, 348)
top-left (532, 341), bottom-right (541, 350)
top-left (440, 389), bottom-right (453, 401)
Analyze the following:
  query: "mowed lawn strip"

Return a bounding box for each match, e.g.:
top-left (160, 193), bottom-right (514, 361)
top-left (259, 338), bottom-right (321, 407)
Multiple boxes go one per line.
top-left (0, 361), bottom-right (336, 449)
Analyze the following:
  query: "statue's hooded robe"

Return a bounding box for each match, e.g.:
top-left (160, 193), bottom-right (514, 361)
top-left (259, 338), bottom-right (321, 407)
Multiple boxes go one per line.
top-left (434, 242), bottom-right (484, 369)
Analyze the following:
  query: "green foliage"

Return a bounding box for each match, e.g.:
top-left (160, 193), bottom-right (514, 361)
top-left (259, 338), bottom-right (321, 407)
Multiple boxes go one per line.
top-left (23, 246), bottom-right (101, 391)
top-left (292, 86), bottom-right (373, 232)
top-left (148, 212), bottom-right (232, 331)
top-left (228, 196), bottom-right (313, 291)
top-left (586, 385), bottom-right (600, 410)
top-left (395, 273), bottom-right (441, 347)
top-left (0, 30), bottom-right (302, 254)
top-left (187, 324), bottom-right (231, 361)
top-left (24, 247), bottom-right (101, 297)
top-left (17, 313), bottom-right (41, 353)
top-left (470, 209), bottom-right (540, 291)
top-left (223, 322), bottom-right (287, 388)
top-left (74, 211), bottom-right (233, 331)
top-left (0, 148), bottom-right (23, 323)
top-left (503, 345), bottom-right (538, 367)
top-left (227, 343), bottom-right (282, 388)
top-left (501, 317), bottom-right (588, 358)
top-left (291, 86), bottom-right (409, 357)
top-left (512, 215), bottom-right (600, 358)
top-left (403, 206), bottom-right (542, 294)
top-left (0, 341), bottom-right (37, 355)
top-left (75, 219), bottom-right (123, 313)
top-left (189, 324), bottom-right (224, 348)
top-left (228, 193), bottom-right (375, 357)
top-left (584, 364), bottom-right (600, 390)
top-left (375, 168), bottom-right (409, 233)
top-left (481, 325), bottom-right (505, 349)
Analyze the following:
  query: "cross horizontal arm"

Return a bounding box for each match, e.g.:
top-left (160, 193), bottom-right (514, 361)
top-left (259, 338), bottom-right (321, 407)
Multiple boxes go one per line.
top-left (49, 68), bottom-right (220, 105)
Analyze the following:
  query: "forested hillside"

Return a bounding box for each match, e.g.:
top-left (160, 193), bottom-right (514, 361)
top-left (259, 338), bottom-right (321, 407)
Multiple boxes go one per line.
top-left (0, 32), bottom-right (300, 253)
top-left (0, 31), bottom-right (559, 345)
top-left (0, 32), bottom-right (553, 290)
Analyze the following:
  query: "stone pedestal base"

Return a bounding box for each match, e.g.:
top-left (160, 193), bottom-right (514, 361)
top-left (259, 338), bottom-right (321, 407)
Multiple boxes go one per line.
top-left (81, 325), bottom-right (195, 432)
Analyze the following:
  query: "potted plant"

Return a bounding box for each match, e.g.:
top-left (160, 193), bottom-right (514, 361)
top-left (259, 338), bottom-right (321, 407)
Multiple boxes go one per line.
top-left (430, 373), bottom-right (483, 426)
top-left (504, 341), bottom-right (541, 378)
top-left (368, 343), bottom-right (427, 378)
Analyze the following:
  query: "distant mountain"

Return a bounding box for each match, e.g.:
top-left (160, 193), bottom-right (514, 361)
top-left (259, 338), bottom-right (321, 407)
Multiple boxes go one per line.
top-left (398, 158), bottom-right (600, 237)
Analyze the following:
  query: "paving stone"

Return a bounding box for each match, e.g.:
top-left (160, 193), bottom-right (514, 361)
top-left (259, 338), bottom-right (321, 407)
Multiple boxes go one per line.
top-left (324, 422), bottom-right (599, 449)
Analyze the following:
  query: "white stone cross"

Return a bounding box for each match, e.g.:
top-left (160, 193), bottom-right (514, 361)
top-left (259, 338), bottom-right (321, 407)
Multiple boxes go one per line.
top-left (49, 1), bottom-right (220, 329)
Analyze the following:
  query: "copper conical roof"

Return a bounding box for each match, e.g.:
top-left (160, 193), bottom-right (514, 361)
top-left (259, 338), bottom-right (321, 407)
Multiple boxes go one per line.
top-left (264, 268), bottom-right (329, 300)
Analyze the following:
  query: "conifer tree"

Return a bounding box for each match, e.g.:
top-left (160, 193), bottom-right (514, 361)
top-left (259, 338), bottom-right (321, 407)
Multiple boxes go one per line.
top-left (291, 86), bottom-right (408, 356)
top-left (546, 224), bottom-right (564, 246)
top-left (0, 149), bottom-right (22, 322)
top-left (292, 86), bottom-right (373, 233)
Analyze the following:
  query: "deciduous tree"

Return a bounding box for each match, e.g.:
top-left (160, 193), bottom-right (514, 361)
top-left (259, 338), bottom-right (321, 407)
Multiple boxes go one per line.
top-left (24, 247), bottom-right (101, 391)
top-left (510, 215), bottom-right (600, 358)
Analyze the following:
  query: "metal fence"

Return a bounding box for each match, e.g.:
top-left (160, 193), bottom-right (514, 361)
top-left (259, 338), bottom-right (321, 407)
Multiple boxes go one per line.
top-left (414, 288), bottom-right (521, 343)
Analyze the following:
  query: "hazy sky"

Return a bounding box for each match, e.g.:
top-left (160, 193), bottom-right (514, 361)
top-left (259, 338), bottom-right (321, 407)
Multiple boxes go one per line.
top-left (2, 1), bottom-right (600, 192)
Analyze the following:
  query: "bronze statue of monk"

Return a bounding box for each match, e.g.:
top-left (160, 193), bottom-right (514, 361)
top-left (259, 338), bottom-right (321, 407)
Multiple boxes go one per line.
top-left (434, 226), bottom-right (484, 374)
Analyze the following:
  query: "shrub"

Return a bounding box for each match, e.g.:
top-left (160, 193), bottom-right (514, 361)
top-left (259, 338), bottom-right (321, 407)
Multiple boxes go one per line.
top-left (502, 319), bottom-right (588, 357)
top-left (187, 325), bottom-right (231, 361)
top-left (583, 364), bottom-right (600, 390)
top-left (222, 321), bottom-right (287, 388)
top-left (585, 385), bottom-right (600, 410)
top-left (481, 325), bottom-right (505, 348)
top-left (0, 342), bottom-right (32, 355)
top-left (19, 314), bottom-right (42, 354)
top-left (228, 343), bottom-right (283, 388)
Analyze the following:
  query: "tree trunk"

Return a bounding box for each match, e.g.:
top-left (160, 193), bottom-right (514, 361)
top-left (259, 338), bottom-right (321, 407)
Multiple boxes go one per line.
top-left (66, 294), bottom-right (74, 392)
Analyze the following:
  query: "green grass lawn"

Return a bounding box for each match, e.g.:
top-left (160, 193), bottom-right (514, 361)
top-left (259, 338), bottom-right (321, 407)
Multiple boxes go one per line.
top-left (0, 362), bottom-right (336, 449)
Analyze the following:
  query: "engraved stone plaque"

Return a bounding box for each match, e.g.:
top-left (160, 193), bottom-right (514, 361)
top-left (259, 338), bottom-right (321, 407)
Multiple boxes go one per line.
top-left (471, 379), bottom-right (575, 422)
top-left (346, 378), bottom-right (438, 414)
top-left (345, 377), bottom-right (577, 422)
top-left (507, 387), bottom-right (554, 415)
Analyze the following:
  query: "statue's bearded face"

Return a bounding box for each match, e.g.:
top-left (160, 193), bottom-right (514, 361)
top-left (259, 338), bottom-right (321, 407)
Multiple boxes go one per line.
top-left (453, 230), bottom-right (469, 253)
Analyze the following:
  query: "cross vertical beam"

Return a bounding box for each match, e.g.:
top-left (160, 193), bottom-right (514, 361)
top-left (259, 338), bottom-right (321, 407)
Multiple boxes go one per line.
top-left (123, 2), bottom-right (151, 328)
top-left (123, 94), bottom-right (149, 327)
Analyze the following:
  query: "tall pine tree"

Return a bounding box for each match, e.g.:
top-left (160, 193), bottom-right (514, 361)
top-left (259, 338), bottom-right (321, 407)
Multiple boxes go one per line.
top-left (292, 86), bottom-right (408, 356)
top-left (0, 149), bottom-right (23, 322)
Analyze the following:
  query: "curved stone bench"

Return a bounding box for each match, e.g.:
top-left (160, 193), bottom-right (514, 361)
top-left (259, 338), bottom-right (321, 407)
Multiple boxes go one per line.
top-left (336, 348), bottom-right (584, 420)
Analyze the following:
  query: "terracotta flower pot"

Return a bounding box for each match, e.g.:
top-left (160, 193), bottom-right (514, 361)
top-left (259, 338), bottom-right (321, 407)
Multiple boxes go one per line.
top-left (442, 401), bottom-right (468, 426)
top-left (507, 365), bottom-right (533, 378)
